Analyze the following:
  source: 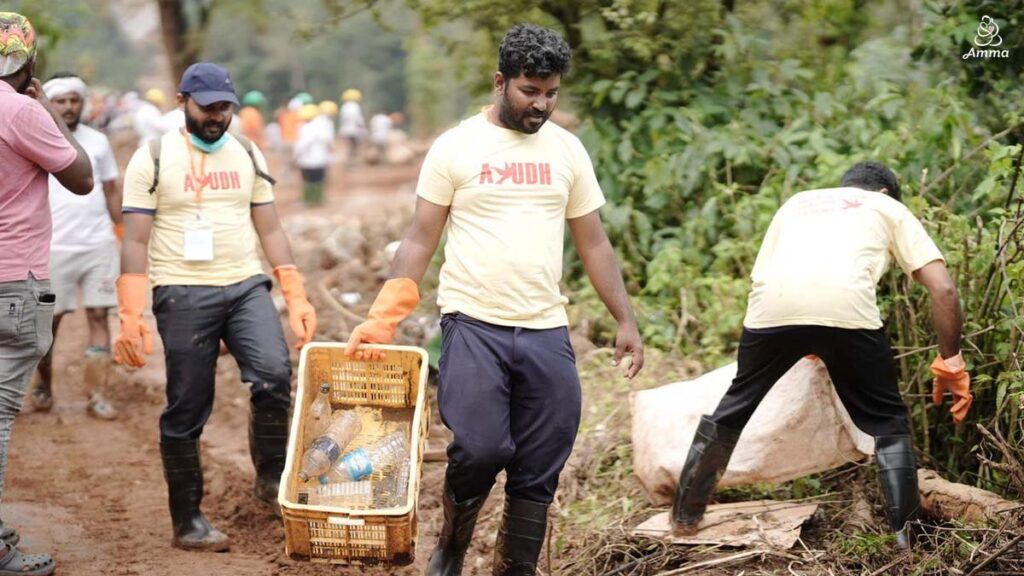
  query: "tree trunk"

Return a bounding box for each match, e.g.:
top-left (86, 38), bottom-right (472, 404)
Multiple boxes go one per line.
top-left (156, 0), bottom-right (206, 86)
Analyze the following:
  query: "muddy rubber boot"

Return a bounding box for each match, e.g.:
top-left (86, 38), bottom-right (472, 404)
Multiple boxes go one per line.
top-left (875, 435), bottom-right (920, 550)
top-left (492, 498), bottom-right (548, 576)
top-left (160, 441), bottom-right (230, 552)
top-left (84, 348), bottom-right (117, 420)
top-left (425, 484), bottom-right (489, 576)
top-left (249, 405), bottom-right (290, 508)
top-left (670, 415), bottom-right (742, 535)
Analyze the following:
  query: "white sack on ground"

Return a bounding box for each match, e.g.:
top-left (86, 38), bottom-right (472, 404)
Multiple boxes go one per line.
top-left (632, 358), bottom-right (875, 506)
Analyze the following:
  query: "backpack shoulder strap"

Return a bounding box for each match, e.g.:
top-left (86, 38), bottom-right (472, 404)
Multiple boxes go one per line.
top-left (147, 138), bottom-right (162, 195)
top-left (234, 134), bottom-right (277, 186)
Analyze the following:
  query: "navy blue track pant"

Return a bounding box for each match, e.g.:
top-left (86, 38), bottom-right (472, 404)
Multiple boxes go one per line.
top-left (437, 312), bottom-right (582, 504)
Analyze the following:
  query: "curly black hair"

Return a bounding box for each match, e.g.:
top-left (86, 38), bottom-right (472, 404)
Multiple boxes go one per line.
top-left (841, 161), bottom-right (902, 202)
top-left (498, 23), bottom-right (571, 79)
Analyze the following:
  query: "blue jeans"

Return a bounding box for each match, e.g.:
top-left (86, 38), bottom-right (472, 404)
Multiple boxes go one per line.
top-left (0, 276), bottom-right (55, 505)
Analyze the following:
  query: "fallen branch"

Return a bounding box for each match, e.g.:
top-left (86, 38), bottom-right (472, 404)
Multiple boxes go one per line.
top-left (965, 533), bottom-right (1024, 576)
top-left (918, 468), bottom-right (1020, 524)
top-left (652, 550), bottom-right (765, 575)
top-left (976, 424), bottom-right (1024, 496)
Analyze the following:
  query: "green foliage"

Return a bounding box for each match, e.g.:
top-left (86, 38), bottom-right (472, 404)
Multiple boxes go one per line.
top-left (202, 0), bottom-right (411, 111)
top-left (567, 0), bottom-right (1024, 487)
top-left (10, 0), bottom-right (143, 88)
top-left (409, 0), bottom-right (1024, 490)
top-left (835, 531), bottom-right (897, 562)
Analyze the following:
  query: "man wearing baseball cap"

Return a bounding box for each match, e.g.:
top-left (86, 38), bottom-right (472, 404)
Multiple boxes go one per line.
top-left (0, 12), bottom-right (94, 575)
top-left (117, 61), bottom-right (317, 551)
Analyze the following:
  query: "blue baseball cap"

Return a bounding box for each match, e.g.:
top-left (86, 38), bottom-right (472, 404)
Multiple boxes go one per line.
top-left (179, 62), bottom-right (239, 107)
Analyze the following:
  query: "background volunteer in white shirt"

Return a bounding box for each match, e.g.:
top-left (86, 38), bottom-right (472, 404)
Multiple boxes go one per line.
top-left (31, 73), bottom-right (121, 420)
top-left (669, 162), bottom-right (971, 550)
top-left (293, 102), bottom-right (334, 205)
top-left (338, 88), bottom-right (365, 165)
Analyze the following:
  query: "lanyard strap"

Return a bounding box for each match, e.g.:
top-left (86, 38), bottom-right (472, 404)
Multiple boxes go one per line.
top-left (181, 130), bottom-right (208, 212)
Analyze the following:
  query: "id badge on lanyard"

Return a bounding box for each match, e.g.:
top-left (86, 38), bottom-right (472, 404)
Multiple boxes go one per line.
top-left (182, 131), bottom-right (214, 262)
top-left (183, 215), bottom-right (214, 262)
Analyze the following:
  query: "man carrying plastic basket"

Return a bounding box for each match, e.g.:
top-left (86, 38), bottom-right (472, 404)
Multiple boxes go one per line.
top-left (115, 62), bottom-right (317, 552)
top-left (346, 23), bottom-right (645, 576)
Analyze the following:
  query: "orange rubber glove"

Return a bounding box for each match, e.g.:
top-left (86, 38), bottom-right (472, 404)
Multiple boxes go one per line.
top-left (345, 278), bottom-right (420, 361)
top-left (930, 352), bottom-right (972, 424)
top-left (113, 274), bottom-right (153, 368)
top-left (273, 265), bottom-right (317, 350)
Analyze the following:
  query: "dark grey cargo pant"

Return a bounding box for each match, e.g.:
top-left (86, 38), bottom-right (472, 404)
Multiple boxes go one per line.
top-left (153, 274), bottom-right (291, 442)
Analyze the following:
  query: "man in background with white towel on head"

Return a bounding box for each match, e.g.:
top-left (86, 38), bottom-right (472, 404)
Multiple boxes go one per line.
top-left (30, 72), bottom-right (122, 420)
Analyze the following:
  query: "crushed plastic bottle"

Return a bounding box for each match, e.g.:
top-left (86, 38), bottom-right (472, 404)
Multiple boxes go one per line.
top-left (373, 460), bottom-right (411, 508)
top-left (298, 410), bottom-right (362, 481)
top-left (313, 480), bottom-right (373, 507)
top-left (322, 431), bottom-right (408, 483)
top-left (303, 383), bottom-right (333, 448)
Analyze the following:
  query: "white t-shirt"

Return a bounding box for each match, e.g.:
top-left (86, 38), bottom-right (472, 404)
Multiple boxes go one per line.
top-left (744, 187), bottom-right (944, 330)
top-left (134, 102), bottom-right (165, 145)
top-left (294, 116), bottom-right (333, 169)
top-left (339, 101), bottom-right (365, 138)
top-left (416, 111), bottom-right (606, 328)
top-left (370, 113), bottom-right (392, 145)
top-left (49, 124), bottom-right (119, 252)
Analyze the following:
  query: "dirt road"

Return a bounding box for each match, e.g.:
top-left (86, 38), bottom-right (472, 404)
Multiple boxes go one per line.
top-left (5, 157), bottom-right (507, 575)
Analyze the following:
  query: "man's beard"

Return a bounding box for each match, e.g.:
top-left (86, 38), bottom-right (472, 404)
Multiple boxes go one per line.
top-left (185, 110), bottom-right (229, 144)
top-left (499, 91), bottom-right (550, 134)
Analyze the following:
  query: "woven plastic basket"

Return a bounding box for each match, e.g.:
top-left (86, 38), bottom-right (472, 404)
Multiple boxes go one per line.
top-left (279, 343), bottom-right (428, 565)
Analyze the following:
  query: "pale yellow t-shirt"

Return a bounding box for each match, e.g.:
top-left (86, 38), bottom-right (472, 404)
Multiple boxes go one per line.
top-left (122, 131), bottom-right (274, 287)
top-left (417, 112), bottom-right (606, 328)
top-left (744, 187), bottom-right (944, 330)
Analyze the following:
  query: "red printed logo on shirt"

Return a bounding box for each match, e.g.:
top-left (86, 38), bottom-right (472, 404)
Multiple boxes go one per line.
top-left (841, 199), bottom-right (863, 210)
top-left (183, 171), bottom-right (241, 193)
top-left (479, 162), bottom-right (552, 186)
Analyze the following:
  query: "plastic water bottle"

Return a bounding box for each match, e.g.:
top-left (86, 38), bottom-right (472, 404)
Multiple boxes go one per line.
top-left (298, 410), bottom-right (362, 481)
top-left (303, 383), bottom-right (333, 448)
top-left (374, 460), bottom-right (411, 508)
top-left (323, 431), bottom-right (408, 483)
top-left (314, 480), bottom-right (372, 507)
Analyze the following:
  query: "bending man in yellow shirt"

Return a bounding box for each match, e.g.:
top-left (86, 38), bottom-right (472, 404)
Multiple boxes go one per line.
top-left (346, 23), bottom-right (644, 576)
top-left (670, 162), bottom-right (970, 550)
top-left (114, 62), bottom-right (317, 552)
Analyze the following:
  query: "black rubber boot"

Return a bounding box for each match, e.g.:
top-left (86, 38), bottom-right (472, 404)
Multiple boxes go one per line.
top-left (492, 498), bottom-right (548, 576)
top-left (160, 441), bottom-right (230, 552)
top-left (425, 484), bottom-right (489, 576)
top-left (875, 435), bottom-right (920, 549)
top-left (249, 405), bottom-right (290, 506)
top-left (670, 415), bottom-right (742, 534)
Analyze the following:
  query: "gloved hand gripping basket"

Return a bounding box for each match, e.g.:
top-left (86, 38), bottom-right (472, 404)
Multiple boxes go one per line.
top-left (279, 343), bottom-right (428, 565)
